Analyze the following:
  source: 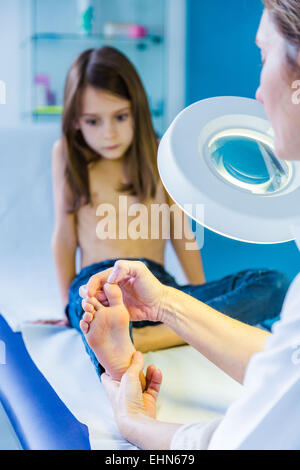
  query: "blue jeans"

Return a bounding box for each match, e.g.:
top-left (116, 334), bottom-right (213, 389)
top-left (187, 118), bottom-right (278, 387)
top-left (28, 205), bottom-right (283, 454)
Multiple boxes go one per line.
top-left (66, 258), bottom-right (289, 378)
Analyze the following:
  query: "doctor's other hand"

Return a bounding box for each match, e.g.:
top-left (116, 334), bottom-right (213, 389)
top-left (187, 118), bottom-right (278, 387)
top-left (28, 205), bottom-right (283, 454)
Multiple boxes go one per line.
top-left (79, 260), bottom-right (166, 323)
top-left (101, 351), bottom-right (162, 435)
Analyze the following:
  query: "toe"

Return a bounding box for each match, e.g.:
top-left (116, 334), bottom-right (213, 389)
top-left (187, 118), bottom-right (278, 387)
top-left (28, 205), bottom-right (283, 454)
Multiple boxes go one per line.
top-left (79, 284), bottom-right (88, 299)
top-left (82, 312), bottom-right (94, 323)
top-left (89, 296), bottom-right (102, 311)
top-left (96, 291), bottom-right (108, 303)
top-left (80, 319), bottom-right (90, 334)
top-left (103, 283), bottom-right (124, 306)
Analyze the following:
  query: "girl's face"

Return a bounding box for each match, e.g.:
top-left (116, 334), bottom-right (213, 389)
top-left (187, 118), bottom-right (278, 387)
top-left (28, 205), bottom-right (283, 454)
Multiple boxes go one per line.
top-left (78, 86), bottom-right (134, 160)
top-left (255, 10), bottom-right (300, 161)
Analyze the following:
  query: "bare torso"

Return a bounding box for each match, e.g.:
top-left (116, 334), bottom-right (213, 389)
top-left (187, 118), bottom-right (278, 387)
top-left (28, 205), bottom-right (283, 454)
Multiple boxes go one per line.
top-left (77, 157), bottom-right (168, 269)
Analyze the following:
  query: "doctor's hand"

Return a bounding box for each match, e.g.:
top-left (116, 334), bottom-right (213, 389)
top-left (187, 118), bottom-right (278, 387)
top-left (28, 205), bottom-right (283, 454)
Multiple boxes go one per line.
top-left (101, 351), bottom-right (162, 438)
top-left (79, 260), bottom-right (166, 323)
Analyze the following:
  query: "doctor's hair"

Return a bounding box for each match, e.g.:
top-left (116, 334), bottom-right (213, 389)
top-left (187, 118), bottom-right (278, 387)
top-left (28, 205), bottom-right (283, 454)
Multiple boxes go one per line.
top-left (263, 0), bottom-right (300, 74)
top-left (62, 46), bottom-right (159, 212)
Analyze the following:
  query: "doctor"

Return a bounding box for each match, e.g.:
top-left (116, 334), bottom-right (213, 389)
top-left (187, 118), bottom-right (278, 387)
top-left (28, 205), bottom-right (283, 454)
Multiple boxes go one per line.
top-left (81, 0), bottom-right (300, 449)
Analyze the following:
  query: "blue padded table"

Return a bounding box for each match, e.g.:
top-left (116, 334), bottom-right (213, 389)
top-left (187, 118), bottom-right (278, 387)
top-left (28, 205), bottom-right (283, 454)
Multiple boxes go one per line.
top-left (0, 315), bottom-right (90, 450)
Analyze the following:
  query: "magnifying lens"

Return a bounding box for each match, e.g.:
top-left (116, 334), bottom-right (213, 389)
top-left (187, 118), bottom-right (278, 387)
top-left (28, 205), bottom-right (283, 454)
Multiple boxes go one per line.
top-left (158, 96), bottom-right (300, 244)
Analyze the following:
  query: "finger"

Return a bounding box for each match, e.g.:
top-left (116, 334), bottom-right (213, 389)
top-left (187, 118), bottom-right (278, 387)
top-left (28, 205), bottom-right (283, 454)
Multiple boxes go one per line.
top-left (117, 274), bottom-right (132, 288)
top-left (101, 373), bottom-right (120, 401)
top-left (118, 352), bottom-right (145, 406)
top-left (107, 260), bottom-right (146, 284)
top-left (87, 268), bottom-right (114, 297)
top-left (103, 283), bottom-right (124, 307)
top-left (124, 351), bottom-right (144, 381)
top-left (145, 364), bottom-right (156, 387)
top-left (101, 372), bottom-right (119, 387)
top-left (145, 367), bottom-right (163, 398)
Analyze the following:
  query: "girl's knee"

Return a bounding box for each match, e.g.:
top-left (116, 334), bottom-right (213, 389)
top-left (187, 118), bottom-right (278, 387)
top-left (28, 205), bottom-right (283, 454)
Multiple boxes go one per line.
top-left (259, 270), bottom-right (290, 296)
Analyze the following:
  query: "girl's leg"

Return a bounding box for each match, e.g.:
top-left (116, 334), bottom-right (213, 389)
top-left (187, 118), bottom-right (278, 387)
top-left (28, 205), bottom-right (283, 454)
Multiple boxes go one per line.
top-left (179, 269), bottom-right (290, 327)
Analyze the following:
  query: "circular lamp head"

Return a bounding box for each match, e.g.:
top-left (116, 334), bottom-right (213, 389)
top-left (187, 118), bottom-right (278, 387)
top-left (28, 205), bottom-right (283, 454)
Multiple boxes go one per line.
top-left (158, 96), bottom-right (300, 244)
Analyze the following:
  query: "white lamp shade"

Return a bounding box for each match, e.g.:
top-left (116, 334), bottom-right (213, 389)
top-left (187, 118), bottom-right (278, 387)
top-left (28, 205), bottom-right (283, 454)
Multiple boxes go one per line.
top-left (158, 96), bottom-right (300, 244)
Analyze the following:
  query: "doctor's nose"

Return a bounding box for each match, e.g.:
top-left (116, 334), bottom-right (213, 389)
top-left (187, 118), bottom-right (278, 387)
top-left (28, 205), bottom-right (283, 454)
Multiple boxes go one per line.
top-left (256, 86), bottom-right (264, 105)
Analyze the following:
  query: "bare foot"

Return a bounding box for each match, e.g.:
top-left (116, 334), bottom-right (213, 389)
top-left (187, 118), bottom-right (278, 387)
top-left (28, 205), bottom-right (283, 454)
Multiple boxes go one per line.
top-left (80, 283), bottom-right (144, 385)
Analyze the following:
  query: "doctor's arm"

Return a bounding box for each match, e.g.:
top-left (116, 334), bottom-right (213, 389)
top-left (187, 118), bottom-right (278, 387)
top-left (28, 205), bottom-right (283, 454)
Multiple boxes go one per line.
top-left (161, 284), bottom-right (270, 384)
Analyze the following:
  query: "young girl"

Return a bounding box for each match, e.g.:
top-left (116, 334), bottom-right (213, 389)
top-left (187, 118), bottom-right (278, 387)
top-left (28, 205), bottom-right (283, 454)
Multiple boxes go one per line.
top-left (52, 46), bottom-right (289, 377)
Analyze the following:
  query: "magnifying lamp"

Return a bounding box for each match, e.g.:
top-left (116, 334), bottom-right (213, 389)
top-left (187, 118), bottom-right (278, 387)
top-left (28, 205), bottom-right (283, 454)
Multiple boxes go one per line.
top-left (158, 96), bottom-right (300, 244)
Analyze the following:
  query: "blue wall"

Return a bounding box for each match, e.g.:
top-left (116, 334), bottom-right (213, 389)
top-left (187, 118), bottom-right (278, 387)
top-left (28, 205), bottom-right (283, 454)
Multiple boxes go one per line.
top-left (186, 0), bottom-right (300, 282)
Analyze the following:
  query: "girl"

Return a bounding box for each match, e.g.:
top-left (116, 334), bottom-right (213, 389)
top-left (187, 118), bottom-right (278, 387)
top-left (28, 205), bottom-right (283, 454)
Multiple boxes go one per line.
top-left (52, 46), bottom-right (288, 377)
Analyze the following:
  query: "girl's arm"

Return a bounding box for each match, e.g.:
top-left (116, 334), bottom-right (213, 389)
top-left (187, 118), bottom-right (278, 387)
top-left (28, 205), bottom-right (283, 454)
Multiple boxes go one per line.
top-left (51, 139), bottom-right (78, 309)
top-left (52, 220), bottom-right (77, 308)
top-left (165, 190), bottom-right (205, 285)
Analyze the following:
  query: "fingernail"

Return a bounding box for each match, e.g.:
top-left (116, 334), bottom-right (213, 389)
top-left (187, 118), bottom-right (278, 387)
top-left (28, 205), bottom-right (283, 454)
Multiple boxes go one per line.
top-left (107, 273), bottom-right (115, 283)
top-left (104, 282), bottom-right (114, 290)
top-left (107, 266), bottom-right (118, 283)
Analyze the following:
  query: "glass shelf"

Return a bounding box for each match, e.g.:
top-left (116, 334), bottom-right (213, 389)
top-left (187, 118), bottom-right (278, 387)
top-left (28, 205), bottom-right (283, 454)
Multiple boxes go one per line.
top-left (32, 105), bottom-right (163, 117)
top-left (28, 32), bottom-right (163, 44)
top-left (33, 106), bottom-right (63, 115)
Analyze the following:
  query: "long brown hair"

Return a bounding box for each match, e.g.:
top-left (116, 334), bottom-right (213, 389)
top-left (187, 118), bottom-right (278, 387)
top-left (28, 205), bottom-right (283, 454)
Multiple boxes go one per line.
top-left (62, 46), bottom-right (159, 212)
top-left (263, 0), bottom-right (300, 73)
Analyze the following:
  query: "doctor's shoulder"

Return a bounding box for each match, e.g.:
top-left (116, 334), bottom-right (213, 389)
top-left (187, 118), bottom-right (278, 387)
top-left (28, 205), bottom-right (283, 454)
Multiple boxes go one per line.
top-left (279, 272), bottom-right (300, 323)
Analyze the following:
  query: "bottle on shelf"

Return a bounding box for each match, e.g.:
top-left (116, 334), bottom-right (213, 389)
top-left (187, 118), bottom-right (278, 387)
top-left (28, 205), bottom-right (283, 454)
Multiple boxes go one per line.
top-left (34, 75), bottom-right (49, 108)
top-left (77, 0), bottom-right (94, 35)
top-left (103, 22), bottom-right (148, 39)
top-left (34, 74), bottom-right (58, 114)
